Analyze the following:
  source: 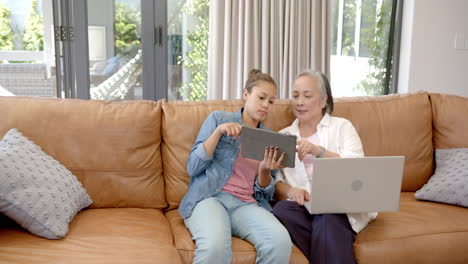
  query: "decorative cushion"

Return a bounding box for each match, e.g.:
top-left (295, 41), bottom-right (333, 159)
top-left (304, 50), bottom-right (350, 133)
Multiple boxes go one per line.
top-left (415, 148), bottom-right (468, 207)
top-left (0, 128), bottom-right (93, 239)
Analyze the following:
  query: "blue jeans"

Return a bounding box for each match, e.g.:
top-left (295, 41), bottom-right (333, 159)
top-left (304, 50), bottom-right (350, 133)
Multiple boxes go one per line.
top-left (184, 192), bottom-right (292, 264)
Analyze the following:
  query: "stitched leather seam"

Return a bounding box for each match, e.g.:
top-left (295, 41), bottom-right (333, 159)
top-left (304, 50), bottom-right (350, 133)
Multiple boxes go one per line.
top-left (356, 230), bottom-right (468, 244)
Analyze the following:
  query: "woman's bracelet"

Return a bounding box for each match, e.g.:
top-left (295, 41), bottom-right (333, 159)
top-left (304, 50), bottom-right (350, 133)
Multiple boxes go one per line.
top-left (317, 146), bottom-right (326, 158)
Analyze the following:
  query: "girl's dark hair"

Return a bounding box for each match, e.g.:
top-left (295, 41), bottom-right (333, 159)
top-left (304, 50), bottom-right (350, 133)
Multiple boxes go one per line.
top-left (244, 69), bottom-right (277, 93)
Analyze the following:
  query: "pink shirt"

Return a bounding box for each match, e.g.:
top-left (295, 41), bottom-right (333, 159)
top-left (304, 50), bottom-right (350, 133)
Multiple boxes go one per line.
top-left (222, 150), bottom-right (259, 203)
top-left (302, 133), bottom-right (320, 183)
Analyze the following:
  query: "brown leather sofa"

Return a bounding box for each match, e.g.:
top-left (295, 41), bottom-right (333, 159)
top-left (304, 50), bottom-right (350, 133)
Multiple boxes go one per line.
top-left (1, 91), bottom-right (467, 263)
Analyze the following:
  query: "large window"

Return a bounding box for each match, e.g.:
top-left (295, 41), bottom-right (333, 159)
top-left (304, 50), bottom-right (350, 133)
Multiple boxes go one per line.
top-left (0, 0), bottom-right (400, 101)
top-left (330, 0), bottom-right (400, 97)
top-left (0, 0), bottom-right (210, 101)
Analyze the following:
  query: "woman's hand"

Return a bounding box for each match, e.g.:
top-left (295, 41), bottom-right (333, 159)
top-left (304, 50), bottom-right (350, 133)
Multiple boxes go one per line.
top-left (259, 146), bottom-right (286, 172)
top-left (287, 187), bottom-right (310, 206)
top-left (216, 123), bottom-right (242, 139)
top-left (296, 140), bottom-right (322, 161)
top-left (257, 146), bottom-right (286, 188)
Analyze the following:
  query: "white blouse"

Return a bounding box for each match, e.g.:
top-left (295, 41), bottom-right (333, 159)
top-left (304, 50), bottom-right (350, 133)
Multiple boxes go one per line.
top-left (276, 113), bottom-right (378, 233)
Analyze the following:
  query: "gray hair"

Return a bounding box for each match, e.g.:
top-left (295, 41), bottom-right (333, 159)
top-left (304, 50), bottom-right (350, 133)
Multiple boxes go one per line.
top-left (295, 71), bottom-right (334, 115)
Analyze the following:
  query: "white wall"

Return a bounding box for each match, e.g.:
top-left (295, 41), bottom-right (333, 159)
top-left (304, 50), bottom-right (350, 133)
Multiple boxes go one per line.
top-left (398, 0), bottom-right (468, 97)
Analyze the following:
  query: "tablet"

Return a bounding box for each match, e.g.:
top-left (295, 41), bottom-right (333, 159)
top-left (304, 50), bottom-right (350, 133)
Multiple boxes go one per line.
top-left (241, 125), bottom-right (297, 168)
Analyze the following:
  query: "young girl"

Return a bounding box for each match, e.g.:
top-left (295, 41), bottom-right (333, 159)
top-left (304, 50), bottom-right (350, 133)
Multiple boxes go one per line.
top-left (179, 69), bottom-right (292, 264)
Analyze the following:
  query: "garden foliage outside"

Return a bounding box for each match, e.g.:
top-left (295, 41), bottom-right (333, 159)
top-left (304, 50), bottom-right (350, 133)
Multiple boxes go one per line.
top-left (23, 0), bottom-right (44, 52)
top-left (114, 2), bottom-right (141, 59)
top-left (0, 3), bottom-right (14, 52)
top-left (355, 0), bottom-right (393, 96)
top-left (0, 0), bottom-right (44, 63)
top-left (177, 0), bottom-right (209, 101)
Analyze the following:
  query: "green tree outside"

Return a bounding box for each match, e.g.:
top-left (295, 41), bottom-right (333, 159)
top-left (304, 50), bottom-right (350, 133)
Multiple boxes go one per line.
top-left (23, 0), bottom-right (44, 51)
top-left (341, 0), bottom-right (357, 56)
top-left (0, 3), bottom-right (15, 51)
top-left (355, 0), bottom-right (392, 95)
top-left (178, 0), bottom-right (209, 101)
top-left (114, 2), bottom-right (141, 58)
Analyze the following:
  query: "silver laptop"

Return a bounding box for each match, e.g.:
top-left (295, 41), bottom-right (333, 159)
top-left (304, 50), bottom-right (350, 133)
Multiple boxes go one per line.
top-left (305, 156), bottom-right (405, 214)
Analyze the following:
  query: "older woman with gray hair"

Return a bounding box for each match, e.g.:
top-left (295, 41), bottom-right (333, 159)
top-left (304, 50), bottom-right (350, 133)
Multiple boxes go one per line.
top-left (273, 71), bottom-right (377, 264)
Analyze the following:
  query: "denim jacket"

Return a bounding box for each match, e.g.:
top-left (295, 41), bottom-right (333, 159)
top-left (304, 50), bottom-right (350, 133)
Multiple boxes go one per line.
top-left (178, 109), bottom-right (276, 219)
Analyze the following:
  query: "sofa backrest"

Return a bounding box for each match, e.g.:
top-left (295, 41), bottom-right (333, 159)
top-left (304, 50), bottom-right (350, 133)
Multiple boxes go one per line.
top-left (430, 93), bottom-right (468, 149)
top-left (0, 97), bottom-right (166, 209)
top-left (333, 92), bottom-right (434, 191)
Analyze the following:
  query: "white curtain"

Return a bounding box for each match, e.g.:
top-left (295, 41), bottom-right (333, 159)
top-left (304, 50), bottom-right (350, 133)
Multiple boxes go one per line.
top-left (207, 0), bottom-right (329, 100)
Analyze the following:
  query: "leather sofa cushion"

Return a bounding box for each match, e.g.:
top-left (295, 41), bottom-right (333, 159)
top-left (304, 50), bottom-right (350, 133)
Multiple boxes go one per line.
top-left (430, 93), bottom-right (468, 149)
top-left (0, 97), bottom-right (166, 209)
top-left (165, 209), bottom-right (308, 264)
top-left (161, 99), bottom-right (295, 209)
top-left (333, 92), bottom-right (434, 191)
top-left (354, 192), bottom-right (468, 264)
top-left (0, 208), bottom-right (182, 263)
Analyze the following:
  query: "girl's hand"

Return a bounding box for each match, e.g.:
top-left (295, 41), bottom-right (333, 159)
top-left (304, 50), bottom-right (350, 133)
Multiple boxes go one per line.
top-left (296, 140), bottom-right (322, 161)
top-left (287, 187), bottom-right (310, 206)
top-left (216, 123), bottom-right (242, 139)
top-left (259, 146), bottom-right (286, 172)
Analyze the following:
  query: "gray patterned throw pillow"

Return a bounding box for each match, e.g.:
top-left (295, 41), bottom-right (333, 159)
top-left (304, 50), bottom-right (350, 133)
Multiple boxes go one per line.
top-left (0, 128), bottom-right (93, 239)
top-left (415, 148), bottom-right (468, 207)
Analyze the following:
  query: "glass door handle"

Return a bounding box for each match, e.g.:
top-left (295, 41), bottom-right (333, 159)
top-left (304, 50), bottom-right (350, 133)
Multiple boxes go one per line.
top-left (155, 25), bottom-right (163, 47)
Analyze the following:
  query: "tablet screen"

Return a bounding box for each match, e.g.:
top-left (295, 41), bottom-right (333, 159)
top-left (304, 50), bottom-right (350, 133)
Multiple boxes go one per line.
top-left (241, 125), bottom-right (297, 168)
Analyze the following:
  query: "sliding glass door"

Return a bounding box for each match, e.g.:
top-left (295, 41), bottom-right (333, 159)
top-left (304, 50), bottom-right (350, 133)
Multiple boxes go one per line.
top-left (87, 0), bottom-right (143, 100)
top-left (0, 0), bottom-right (211, 101)
top-left (79, 0), bottom-right (210, 101)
